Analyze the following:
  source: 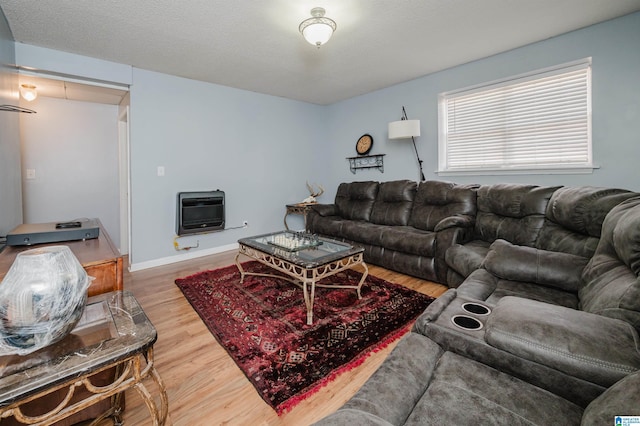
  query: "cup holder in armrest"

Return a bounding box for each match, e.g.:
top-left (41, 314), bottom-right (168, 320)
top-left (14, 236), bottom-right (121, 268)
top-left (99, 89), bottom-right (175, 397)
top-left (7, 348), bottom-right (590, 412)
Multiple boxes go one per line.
top-left (451, 315), bottom-right (483, 331)
top-left (462, 302), bottom-right (491, 316)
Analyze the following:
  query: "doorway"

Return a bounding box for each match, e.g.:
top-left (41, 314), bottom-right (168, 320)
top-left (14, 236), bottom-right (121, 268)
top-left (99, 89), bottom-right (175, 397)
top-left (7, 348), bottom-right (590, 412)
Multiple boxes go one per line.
top-left (18, 72), bottom-right (130, 256)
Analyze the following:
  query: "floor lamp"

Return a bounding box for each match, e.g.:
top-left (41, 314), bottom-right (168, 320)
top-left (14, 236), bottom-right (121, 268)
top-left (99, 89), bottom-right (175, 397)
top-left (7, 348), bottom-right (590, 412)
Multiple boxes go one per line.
top-left (388, 106), bottom-right (425, 181)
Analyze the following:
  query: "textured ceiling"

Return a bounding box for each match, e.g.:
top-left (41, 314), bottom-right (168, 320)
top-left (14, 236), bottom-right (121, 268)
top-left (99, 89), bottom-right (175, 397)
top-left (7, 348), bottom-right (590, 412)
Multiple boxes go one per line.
top-left (2, 0), bottom-right (640, 105)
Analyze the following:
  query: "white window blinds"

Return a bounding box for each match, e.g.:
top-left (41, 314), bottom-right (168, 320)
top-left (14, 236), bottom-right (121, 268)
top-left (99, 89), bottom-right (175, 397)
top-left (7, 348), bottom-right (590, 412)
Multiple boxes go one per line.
top-left (438, 59), bottom-right (592, 174)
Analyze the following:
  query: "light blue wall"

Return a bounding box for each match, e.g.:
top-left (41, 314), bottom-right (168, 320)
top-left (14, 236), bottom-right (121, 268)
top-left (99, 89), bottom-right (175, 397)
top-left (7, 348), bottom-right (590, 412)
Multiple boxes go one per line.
top-left (323, 12), bottom-right (640, 197)
top-left (7, 11), bottom-right (640, 268)
top-left (129, 68), bottom-right (326, 265)
top-left (0, 8), bottom-right (22, 237)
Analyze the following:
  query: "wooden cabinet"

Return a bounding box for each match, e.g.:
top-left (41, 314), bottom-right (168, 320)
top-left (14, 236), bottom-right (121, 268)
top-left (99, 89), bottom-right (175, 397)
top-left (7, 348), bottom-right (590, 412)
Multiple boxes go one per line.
top-left (0, 219), bottom-right (123, 296)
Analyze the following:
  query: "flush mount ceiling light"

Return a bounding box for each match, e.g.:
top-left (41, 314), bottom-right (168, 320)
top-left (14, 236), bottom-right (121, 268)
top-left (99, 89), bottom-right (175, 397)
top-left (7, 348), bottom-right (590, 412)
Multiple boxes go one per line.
top-left (299, 7), bottom-right (336, 48)
top-left (19, 84), bottom-right (38, 101)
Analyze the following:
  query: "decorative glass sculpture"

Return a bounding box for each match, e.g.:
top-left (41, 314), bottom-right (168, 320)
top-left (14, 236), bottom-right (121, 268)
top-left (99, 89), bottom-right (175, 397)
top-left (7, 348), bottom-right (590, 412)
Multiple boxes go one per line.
top-left (0, 246), bottom-right (92, 356)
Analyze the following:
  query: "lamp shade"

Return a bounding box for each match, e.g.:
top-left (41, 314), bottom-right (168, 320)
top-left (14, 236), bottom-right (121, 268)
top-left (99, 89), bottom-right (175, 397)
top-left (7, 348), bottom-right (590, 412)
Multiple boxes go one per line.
top-left (388, 119), bottom-right (420, 139)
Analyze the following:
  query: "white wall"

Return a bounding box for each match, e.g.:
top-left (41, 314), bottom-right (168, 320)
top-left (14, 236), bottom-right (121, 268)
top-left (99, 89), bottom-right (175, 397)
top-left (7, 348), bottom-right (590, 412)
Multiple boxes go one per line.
top-left (19, 97), bottom-right (120, 245)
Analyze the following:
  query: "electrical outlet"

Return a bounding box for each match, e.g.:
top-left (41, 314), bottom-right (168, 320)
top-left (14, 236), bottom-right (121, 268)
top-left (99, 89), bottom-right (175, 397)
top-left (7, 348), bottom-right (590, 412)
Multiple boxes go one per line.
top-left (242, 220), bottom-right (249, 227)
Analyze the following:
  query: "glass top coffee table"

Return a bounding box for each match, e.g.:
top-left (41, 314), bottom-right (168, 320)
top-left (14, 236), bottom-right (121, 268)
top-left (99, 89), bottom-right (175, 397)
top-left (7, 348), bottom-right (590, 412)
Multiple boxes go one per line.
top-left (236, 231), bottom-right (368, 325)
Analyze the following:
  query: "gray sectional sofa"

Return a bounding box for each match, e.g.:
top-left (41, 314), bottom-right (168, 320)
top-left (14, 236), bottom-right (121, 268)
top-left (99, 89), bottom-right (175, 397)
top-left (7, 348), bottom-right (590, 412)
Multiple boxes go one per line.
top-left (307, 180), bottom-right (478, 283)
top-left (311, 180), bottom-right (640, 425)
top-left (446, 184), bottom-right (637, 287)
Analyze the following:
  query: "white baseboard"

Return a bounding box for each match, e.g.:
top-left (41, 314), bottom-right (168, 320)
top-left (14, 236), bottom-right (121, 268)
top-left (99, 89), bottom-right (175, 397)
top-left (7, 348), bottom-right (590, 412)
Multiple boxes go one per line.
top-left (128, 242), bottom-right (239, 272)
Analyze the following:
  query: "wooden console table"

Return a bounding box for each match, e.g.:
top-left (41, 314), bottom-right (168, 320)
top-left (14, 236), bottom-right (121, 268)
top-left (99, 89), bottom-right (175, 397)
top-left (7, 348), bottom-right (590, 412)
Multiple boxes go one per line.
top-left (0, 219), bottom-right (123, 297)
top-left (0, 291), bottom-right (168, 425)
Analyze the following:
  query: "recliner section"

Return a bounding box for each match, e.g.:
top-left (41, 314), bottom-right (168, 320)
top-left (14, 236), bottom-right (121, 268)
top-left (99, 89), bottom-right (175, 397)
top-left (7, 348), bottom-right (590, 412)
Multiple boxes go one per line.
top-left (447, 185), bottom-right (638, 287)
top-left (307, 179), bottom-right (478, 283)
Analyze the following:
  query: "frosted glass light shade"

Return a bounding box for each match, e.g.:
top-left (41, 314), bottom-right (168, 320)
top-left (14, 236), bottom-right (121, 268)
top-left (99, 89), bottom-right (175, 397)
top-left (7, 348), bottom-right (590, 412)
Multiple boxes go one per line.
top-left (20, 84), bottom-right (38, 102)
top-left (302, 23), bottom-right (334, 46)
top-left (389, 120), bottom-right (421, 139)
top-left (299, 7), bottom-right (336, 48)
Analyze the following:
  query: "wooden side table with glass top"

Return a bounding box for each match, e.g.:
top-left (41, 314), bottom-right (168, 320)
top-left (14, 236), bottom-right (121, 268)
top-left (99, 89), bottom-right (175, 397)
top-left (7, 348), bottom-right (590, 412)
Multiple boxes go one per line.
top-left (284, 203), bottom-right (315, 231)
top-left (0, 291), bottom-right (168, 426)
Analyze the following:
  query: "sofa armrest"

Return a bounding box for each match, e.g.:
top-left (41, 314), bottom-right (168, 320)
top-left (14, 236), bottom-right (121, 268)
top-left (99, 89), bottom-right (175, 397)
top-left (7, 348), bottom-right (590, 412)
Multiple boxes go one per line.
top-left (485, 296), bottom-right (640, 387)
top-left (310, 203), bottom-right (338, 217)
top-left (413, 288), bottom-right (458, 334)
top-left (434, 227), bottom-right (477, 284)
top-left (434, 214), bottom-right (475, 232)
top-left (483, 239), bottom-right (589, 292)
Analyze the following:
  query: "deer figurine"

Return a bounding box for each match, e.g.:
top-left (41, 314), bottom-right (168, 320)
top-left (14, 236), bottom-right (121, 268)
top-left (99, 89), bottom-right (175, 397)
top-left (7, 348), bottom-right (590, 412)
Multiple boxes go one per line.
top-left (301, 182), bottom-right (324, 204)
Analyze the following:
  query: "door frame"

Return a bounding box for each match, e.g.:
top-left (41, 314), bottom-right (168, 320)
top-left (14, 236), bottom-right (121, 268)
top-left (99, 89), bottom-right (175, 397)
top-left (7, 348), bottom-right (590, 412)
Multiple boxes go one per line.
top-left (118, 104), bottom-right (131, 260)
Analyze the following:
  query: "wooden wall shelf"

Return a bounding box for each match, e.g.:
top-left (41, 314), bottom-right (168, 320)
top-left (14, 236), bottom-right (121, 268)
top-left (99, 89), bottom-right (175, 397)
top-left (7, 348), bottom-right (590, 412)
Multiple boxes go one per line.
top-left (346, 154), bottom-right (385, 174)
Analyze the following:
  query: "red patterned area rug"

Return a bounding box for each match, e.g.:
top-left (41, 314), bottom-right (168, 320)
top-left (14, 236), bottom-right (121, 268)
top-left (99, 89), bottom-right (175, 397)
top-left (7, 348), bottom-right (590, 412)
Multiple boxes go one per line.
top-left (175, 261), bottom-right (434, 414)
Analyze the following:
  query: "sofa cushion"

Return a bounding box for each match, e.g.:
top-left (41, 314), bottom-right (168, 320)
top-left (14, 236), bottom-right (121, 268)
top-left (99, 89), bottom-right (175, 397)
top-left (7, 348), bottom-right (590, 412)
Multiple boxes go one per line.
top-left (483, 239), bottom-right (589, 293)
top-left (404, 350), bottom-right (583, 426)
top-left (457, 269), bottom-right (580, 308)
top-left (309, 215), bottom-right (346, 237)
top-left (613, 198), bottom-right (640, 276)
top-left (445, 241), bottom-right (491, 278)
top-left (314, 332), bottom-right (584, 426)
top-left (335, 181), bottom-right (379, 221)
top-left (309, 203), bottom-right (337, 217)
top-left (379, 227), bottom-right (436, 257)
top-left (537, 186), bottom-right (638, 257)
top-left (580, 197), bottom-right (640, 333)
top-left (332, 332), bottom-right (444, 425)
top-left (581, 370), bottom-right (640, 426)
top-left (312, 409), bottom-right (393, 426)
top-left (474, 184), bottom-right (560, 246)
top-left (578, 197), bottom-right (640, 331)
top-left (408, 181), bottom-right (478, 232)
top-left (370, 180), bottom-right (417, 226)
top-left (340, 220), bottom-right (386, 246)
top-left (486, 296), bottom-right (640, 388)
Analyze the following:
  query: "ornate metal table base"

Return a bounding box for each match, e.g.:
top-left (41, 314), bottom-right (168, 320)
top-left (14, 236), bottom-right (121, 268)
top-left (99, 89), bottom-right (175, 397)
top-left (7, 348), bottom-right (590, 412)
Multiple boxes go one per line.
top-left (0, 292), bottom-right (168, 426)
top-left (0, 348), bottom-right (168, 426)
top-left (235, 244), bottom-right (369, 325)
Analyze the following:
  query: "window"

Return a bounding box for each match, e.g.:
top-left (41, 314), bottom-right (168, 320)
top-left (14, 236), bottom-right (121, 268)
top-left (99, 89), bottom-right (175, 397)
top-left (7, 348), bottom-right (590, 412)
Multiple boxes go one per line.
top-left (438, 59), bottom-right (592, 175)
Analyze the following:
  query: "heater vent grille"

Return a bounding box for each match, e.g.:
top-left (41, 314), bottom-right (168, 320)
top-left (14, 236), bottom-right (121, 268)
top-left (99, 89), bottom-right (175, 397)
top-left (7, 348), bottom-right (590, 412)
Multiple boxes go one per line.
top-left (176, 191), bottom-right (225, 235)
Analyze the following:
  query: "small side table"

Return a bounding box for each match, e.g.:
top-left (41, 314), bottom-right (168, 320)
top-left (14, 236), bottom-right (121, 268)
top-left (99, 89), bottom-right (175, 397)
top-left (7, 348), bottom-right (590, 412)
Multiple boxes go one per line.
top-left (284, 203), bottom-right (315, 231)
top-left (0, 291), bottom-right (168, 425)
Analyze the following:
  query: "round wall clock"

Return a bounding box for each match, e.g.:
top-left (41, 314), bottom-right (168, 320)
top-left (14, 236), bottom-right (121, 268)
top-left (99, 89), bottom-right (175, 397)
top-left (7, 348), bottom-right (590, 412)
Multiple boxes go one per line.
top-left (356, 134), bottom-right (373, 155)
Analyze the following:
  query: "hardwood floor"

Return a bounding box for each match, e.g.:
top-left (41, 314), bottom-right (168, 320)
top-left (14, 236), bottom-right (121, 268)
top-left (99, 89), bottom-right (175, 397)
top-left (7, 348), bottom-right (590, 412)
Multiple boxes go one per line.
top-left (118, 250), bottom-right (448, 425)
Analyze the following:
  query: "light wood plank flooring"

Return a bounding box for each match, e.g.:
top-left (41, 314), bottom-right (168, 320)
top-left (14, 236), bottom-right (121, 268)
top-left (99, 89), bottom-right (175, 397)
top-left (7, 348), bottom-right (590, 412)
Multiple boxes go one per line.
top-left (118, 250), bottom-right (447, 426)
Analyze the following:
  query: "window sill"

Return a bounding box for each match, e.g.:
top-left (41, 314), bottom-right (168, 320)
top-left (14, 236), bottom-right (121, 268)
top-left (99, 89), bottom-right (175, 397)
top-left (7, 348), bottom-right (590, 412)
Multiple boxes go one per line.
top-left (437, 165), bottom-right (599, 177)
